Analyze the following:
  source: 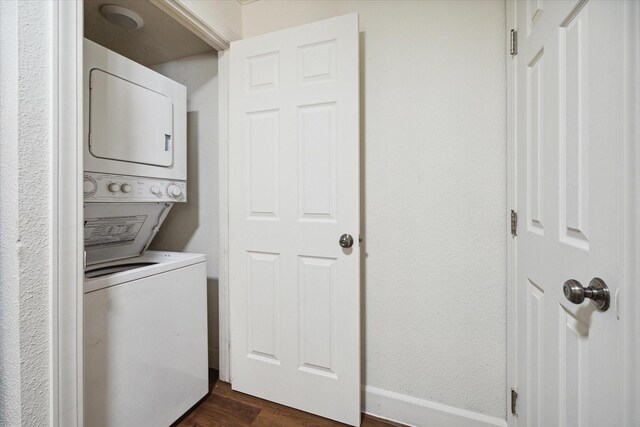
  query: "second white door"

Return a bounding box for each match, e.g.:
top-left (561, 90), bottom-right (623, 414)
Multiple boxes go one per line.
top-left (229, 14), bottom-right (361, 426)
top-left (513, 1), bottom-right (622, 426)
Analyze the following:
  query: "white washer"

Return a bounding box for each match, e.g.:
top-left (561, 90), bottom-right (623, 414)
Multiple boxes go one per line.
top-left (84, 251), bottom-right (208, 427)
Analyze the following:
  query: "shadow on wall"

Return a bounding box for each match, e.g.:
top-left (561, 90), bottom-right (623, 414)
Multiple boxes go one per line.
top-left (150, 111), bottom-right (220, 369)
top-left (207, 278), bottom-right (219, 368)
top-left (359, 31), bottom-right (368, 387)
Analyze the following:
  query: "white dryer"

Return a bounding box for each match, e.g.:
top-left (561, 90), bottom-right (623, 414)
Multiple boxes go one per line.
top-left (83, 39), bottom-right (189, 265)
top-left (84, 38), bottom-right (187, 181)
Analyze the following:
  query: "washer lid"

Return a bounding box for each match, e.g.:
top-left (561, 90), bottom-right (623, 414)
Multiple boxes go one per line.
top-left (84, 202), bottom-right (173, 266)
top-left (84, 251), bottom-right (206, 293)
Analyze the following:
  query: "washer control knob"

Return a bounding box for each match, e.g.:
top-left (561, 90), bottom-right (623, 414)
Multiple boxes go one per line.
top-left (108, 183), bottom-right (120, 193)
top-left (83, 177), bottom-right (96, 195)
top-left (150, 186), bottom-right (160, 195)
top-left (121, 184), bottom-right (132, 193)
top-left (167, 184), bottom-right (182, 198)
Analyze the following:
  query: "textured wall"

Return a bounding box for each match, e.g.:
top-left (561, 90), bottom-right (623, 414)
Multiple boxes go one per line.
top-left (242, 0), bottom-right (507, 419)
top-left (0, 1), bottom-right (52, 425)
top-left (0, 1), bottom-right (22, 424)
top-left (151, 53), bottom-right (220, 368)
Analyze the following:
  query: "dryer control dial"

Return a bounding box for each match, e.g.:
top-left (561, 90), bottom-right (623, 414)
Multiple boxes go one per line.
top-left (121, 184), bottom-right (132, 193)
top-left (150, 186), bottom-right (160, 195)
top-left (167, 184), bottom-right (182, 198)
top-left (108, 183), bottom-right (121, 193)
top-left (83, 176), bottom-right (97, 195)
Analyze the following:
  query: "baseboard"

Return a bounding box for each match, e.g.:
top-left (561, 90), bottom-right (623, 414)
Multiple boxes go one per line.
top-left (363, 386), bottom-right (507, 427)
top-left (208, 347), bottom-right (219, 370)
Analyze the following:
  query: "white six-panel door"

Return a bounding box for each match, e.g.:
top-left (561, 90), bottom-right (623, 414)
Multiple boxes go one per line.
top-left (514, 1), bottom-right (622, 426)
top-left (229, 14), bottom-right (360, 426)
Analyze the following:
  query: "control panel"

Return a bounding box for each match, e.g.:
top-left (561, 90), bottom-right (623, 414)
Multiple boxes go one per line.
top-left (84, 173), bottom-right (187, 203)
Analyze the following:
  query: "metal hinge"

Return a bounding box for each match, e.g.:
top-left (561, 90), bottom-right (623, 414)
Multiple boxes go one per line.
top-left (510, 29), bottom-right (518, 56)
top-left (511, 210), bottom-right (518, 237)
top-left (511, 388), bottom-right (518, 416)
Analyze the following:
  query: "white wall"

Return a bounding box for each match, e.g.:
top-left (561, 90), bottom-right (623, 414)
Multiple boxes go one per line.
top-left (242, 1), bottom-right (507, 424)
top-left (151, 53), bottom-right (220, 369)
top-left (0, 1), bottom-right (52, 425)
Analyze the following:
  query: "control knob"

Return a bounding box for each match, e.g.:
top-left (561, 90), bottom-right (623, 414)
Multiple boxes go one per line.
top-left (150, 186), bottom-right (160, 195)
top-left (108, 183), bottom-right (121, 193)
top-left (83, 177), bottom-right (96, 195)
top-left (167, 184), bottom-right (182, 198)
top-left (121, 184), bottom-right (132, 193)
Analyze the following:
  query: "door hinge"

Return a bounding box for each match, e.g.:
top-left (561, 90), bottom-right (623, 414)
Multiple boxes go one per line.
top-left (510, 29), bottom-right (518, 56)
top-left (511, 210), bottom-right (518, 237)
top-left (511, 388), bottom-right (518, 416)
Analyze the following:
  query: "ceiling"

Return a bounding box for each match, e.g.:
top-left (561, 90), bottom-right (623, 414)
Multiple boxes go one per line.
top-left (84, 0), bottom-right (215, 67)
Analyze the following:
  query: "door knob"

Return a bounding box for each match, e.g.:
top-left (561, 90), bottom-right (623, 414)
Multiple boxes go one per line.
top-left (339, 234), bottom-right (354, 248)
top-left (562, 277), bottom-right (610, 312)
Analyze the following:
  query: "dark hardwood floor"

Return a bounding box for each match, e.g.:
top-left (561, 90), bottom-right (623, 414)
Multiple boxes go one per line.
top-left (173, 371), bottom-right (406, 427)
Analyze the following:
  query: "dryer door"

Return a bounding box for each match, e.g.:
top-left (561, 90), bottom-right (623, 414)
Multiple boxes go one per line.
top-left (89, 69), bottom-right (173, 167)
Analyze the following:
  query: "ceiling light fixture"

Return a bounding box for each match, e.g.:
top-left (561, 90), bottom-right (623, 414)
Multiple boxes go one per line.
top-left (100, 5), bottom-right (144, 30)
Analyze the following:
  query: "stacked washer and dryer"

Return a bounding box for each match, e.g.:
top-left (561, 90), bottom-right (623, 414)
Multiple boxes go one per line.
top-left (82, 39), bottom-right (208, 427)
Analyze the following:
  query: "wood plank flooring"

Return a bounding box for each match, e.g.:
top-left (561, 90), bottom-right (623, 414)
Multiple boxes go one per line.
top-left (173, 371), bottom-right (406, 427)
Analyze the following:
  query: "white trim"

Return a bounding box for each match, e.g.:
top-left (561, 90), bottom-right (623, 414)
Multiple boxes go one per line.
top-left (51, 1), bottom-right (84, 426)
top-left (217, 49), bottom-right (231, 383)
top-left (621, 2), bottom-right (640, 425)
top-left (363, 386), bottom-right (507, 427)
top-left (505, 1), bottom-right (517, 425)
top-left (150, 0), bottom-right (240, 51)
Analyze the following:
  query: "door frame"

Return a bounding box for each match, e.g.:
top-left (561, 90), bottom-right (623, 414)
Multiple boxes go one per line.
top-left (53, 2), bottom-right (236, 424)
top-left (52, 1), bottom-right (84, 425)
top-left (217, 49), bottom-right (231, 382)
top-left (505, 0), bottom-right (516, 425)
top-left (505, 1), bottom-right (640, 425)
top-left (620, 2), bottom-right (640, 423)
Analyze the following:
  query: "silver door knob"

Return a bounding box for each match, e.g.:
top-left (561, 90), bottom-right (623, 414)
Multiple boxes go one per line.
top-left (339, 234), bottom-right (354, 248)
top-left (563, 277), bottom-right (610, 312)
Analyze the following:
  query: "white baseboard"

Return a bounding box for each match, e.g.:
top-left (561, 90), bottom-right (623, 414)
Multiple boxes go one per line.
top-left (208, 347), bottom-right (219, 370)
top-left (363, 386), bottom-right (507, 427)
